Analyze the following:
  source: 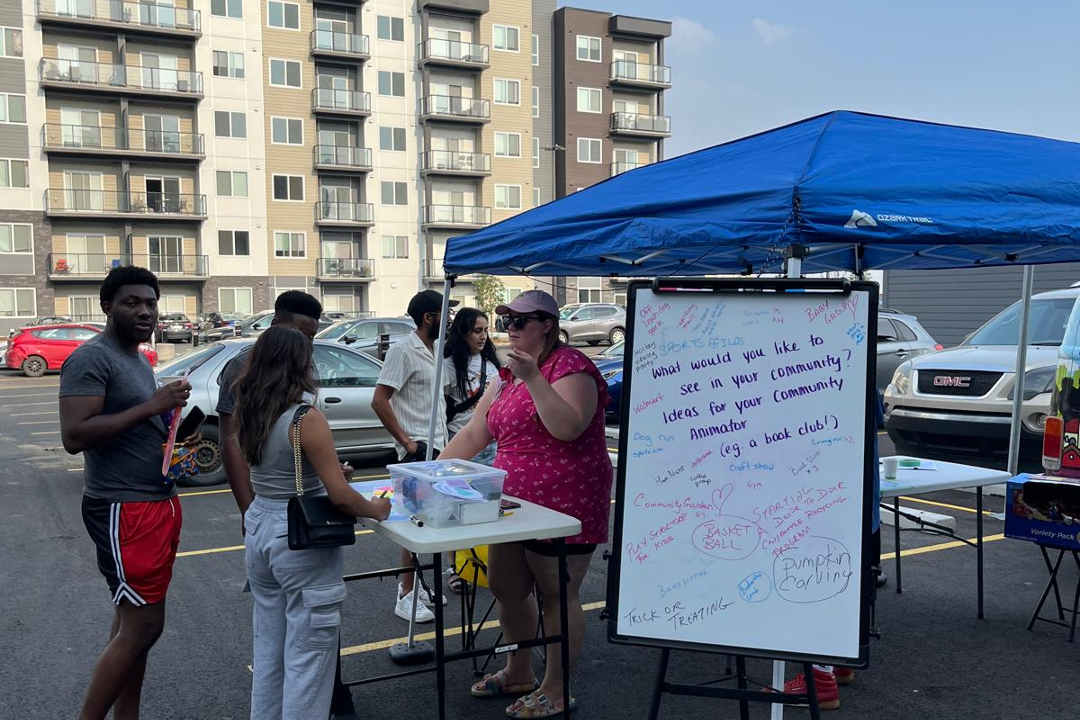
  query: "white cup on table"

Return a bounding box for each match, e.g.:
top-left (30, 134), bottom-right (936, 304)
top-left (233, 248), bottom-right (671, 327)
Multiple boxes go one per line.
top-left (882, 457), bottom-right (899, 480)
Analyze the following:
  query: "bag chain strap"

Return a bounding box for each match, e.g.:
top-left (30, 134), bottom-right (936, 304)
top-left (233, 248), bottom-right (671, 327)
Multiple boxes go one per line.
top-left (293, 411), bottom-right (304, 497)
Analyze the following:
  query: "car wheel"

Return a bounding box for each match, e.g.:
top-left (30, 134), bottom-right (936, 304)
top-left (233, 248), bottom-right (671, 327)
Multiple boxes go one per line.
top-left (587, 340), bottom-right (600, 346)
top-left (181, 423), bottom-right (227, 487)
top-left (22, 355), bottom-right (47, 378)
top-left (609, 327), bottom-right (626, 345)
top-left (559, 330), bottom-right (570, 344)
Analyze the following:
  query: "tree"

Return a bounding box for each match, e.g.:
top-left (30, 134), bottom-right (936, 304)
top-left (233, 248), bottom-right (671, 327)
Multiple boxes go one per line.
top-left (472, 274), bottom-right (506, 317)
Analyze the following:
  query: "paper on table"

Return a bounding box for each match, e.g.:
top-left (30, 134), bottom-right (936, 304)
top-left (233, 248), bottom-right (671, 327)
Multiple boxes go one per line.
top-left (349, 480), bottom-right (408, 522)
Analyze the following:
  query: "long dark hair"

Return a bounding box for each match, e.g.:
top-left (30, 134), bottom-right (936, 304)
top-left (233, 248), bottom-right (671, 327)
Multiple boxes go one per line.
top-left (233, 325), bottom-right (317, 465)
top-left (445, 308), bottom-right (501, 397)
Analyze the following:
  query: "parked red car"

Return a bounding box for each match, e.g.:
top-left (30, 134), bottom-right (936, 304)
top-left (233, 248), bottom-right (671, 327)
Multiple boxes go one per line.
top-left (5, 324), bottom-right (158, 377)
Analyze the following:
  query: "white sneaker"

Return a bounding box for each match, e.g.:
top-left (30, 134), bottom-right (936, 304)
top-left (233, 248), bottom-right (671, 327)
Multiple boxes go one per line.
top-left (398, 580), bottom-right (447, 608)
top-left (394, 588), bottom-right (436, 623)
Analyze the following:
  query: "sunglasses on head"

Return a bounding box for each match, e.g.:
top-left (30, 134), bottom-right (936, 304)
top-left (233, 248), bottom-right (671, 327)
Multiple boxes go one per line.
top-left (507, 314), bottom-right (544, 330)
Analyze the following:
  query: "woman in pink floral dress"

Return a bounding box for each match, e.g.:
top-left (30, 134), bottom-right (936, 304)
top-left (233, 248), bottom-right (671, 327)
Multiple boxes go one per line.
top-left (442, 289), bottom-right (612, 718)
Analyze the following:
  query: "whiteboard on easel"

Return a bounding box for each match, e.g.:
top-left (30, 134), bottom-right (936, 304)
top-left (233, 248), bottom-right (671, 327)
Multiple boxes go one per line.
top-left (608, 279), bottom-right (876, 664)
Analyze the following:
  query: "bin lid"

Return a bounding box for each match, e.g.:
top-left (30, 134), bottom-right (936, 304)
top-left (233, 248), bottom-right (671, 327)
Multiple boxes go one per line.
top-left (387, 458), bottom-right (507, 482)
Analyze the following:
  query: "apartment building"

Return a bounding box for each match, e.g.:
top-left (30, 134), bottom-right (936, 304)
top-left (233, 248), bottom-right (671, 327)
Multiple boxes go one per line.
top-left (0, 0), bottom-right (671, 335)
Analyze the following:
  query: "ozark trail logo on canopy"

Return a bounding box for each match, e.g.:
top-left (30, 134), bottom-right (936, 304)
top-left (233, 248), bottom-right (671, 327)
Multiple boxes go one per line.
top-left (844, 209), bottom-right (934, 228)
top-left (844, 210), bottom-right (877, 229)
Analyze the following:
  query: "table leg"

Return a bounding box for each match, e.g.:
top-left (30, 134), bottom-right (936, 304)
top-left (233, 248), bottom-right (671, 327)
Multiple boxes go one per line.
top-left (735, 655), bottom-right (750, 720)
top-left (1039, 545), bottom-right (1067, 620)
top-left (976, 486), bottom-right (984, 619)
top-left (556, 538), bottom-right (572, 720)
top-left (1027, 548), bottom-right (1065, 631)
top-left (1070, 552), bottom-right (1080, 643)
top-left (432, 551), bottom-right (446, 720)
top-left (894, 498), bottom-right (902, 595)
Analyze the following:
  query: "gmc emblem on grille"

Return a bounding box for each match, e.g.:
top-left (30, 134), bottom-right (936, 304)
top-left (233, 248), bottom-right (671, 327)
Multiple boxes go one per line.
top-left (933, 375), bottom-right (971, 388)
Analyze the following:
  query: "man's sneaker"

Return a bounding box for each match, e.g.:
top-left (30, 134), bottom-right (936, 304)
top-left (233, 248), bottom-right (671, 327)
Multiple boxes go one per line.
top-left (399, 581), bottom-right (446, 607)
top-left (782, 668), bottom-right (840, 710)
top-left (833, 667), bottom-right (855, 686)
top-left (394, 588), bottom-right (435, 623)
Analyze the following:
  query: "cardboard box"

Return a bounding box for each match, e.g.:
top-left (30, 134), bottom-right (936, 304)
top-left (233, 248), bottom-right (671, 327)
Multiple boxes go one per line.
top-left (1005, 474), bottom-right (1080, 551)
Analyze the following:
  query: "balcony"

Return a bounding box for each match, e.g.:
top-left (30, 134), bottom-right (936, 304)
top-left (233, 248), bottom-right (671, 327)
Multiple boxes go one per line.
top-left (40, 59), bottom-right (204, 100)
top-left (45, 189), bottom-right (207, 220)
top-left (313, 145), bottom-right (372, 173)
top-left (317, 257), bottom-right (375, 281)
top-left (37, 0), bottom-right (201, 38)
top-left (315, 201), bottom-right (374, 227)
top-left (310, 30), bottom-right (369, 62)
top-left (420, 150), bottom-right (490, 177)
top-left (418, 39), bottom-right (489, 69)
top-left (419, 96), bottom-right (490, 124)
top-left (48, 252), bottom-right (208, 279)
top-left (422, 259), bottom-right (474, 282)
top-left (43, 124), bottom-right (204, 160)
top-left (610, 112), bottom-right (671, 137)
top-left (610, 161), bottom-right (644, 176)
top-left (422, 204), bottom-right (490, 229)
top-left (312, 88), bottom-right (371, 117)
top-left (609, 60), bottom-right (671, 88)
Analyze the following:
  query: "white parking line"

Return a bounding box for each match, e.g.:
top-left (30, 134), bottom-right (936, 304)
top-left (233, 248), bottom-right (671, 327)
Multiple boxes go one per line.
top-left (3, 401), bottom-right (59, 407)
top-left (0, 393), bottom-right (60, 400)
top-left (11, 411), bottom-right (58, 417)
top-left (31, 431), bottom-right (60, 436)
top-left (20, 421), bottom-right (58, 426)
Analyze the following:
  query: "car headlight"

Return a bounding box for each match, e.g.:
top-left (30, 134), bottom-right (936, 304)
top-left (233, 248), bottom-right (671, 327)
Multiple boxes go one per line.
top-left (890, 362), bottom-right (913, 395)
top-left (601, 369), bottom-right (621, 380)
top-left (1007, 366), bottom-right (1057, 401)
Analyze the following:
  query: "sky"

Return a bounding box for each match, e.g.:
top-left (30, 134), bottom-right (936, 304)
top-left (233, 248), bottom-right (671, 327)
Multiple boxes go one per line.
top-left (563, 0), bottom-right (1080, 157)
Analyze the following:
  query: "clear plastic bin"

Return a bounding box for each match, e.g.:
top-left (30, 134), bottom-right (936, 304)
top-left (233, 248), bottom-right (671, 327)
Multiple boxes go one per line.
top-left (388, 459), bottom-right (507, 527)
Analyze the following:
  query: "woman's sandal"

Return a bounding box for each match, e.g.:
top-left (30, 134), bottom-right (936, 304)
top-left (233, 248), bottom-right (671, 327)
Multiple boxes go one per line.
top-left (448, 570), bottom-right (466, 594)
top-left (470, 669), bottom-right (540, 698)
top-left (504, 691), bottom-right (577, 718)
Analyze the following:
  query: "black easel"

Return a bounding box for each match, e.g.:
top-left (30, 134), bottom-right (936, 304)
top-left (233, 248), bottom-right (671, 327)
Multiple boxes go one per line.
top-left (1026, 544), bottom-right (1080, 642)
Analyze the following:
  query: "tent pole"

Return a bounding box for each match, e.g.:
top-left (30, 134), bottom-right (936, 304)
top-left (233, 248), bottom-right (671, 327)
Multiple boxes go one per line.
top-left (1007, 265), bottom-right (1035, 476)
top-left (426, 277), bottom-right (453, 462)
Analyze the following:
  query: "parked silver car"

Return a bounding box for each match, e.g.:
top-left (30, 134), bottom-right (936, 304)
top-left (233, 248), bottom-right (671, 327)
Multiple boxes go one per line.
top-left (558, 303), bottom-right (626, 345)
top-left (316, 317), bottom-right (415, 360)
top-left (874, 308), bottom-right (942, 392)
top-left (155, 338), bottom-right (395, 486)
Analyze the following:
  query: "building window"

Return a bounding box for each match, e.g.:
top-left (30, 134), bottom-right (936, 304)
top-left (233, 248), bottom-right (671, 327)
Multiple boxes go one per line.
top-left (0, 159), bottom-right (29, 188)
top-left (493, 78), bottom-right (520, 105)
top-left (379, 126), bottom-right (406, 151)
top-left (532, 137), bottom-right (540, 168)
top-left (216, 171), bottom-right (248, 197)
top-left (382, 235), bottom-right (408, 259)
top-left (533, 187), bottom-right (540, 207)
top-left (0, 28), bottom-right (22, 58)
top-left (219, 287), bottom-right (253, 315)
top-left (532, 86), bottom-right (539, 118)
top-left (269, 58), bottom-right (302, 87)
top-left (531, 34), bottom-right (539, 65)
top-left (377, 15), bottom-right (404, 41)
top-left (214, 111), bottom-right (247, 138)
top-left (577, 276), bottom-right (601, 303)
top-left (576, 87), bottom-right (601, 114)
top-left (0, 224), bottom-right (32, 254)
top-left (495, 184), bottom-right (521, 210)
top-left (267, 0), bottom-right (300, 29)
top-left (576, 35), bottom-right (601, 62)
top-left (211, 0), bottom-right (242, 17)
top-left (212, 51), bottom-right (245, 78)
top-left (0, 288), bottom-right (34, 317)
top-left (69, 295), bottom-right (103, 321)
top-left (271, 116), bottom-right (303, 145)
top-left (378, 71), bottom-right (405, 97)
top-left (0, 94), bottom-right (26, 124)
top-left (272, 174), bottom-right (305, 201)
top-left (494, 132), bottom-right (521, 158)
top-left (273, 231), bottom-right (306, 258)
top-left (577, 137), bottom-right (602, 164)
top-left (493, 25), bottom-right (519, 52)
top-left (218, 230), bottom-right (250, 256)
top-left (380, 181), bottom-right (407, 205)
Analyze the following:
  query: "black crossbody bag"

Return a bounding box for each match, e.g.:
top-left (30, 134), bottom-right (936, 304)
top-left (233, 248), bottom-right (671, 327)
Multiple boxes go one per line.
top-left (286, 404), bottom-right (357, 550)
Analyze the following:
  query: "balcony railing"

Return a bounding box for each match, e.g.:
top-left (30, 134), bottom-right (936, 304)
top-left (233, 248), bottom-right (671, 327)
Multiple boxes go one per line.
top-left (609, 60), bottom-right (671, 86)
top-left (43, 124), bottom-right (204, 156)
top-left (422, 204), bottom-right (490, 226)
top-left (420, 95), bottom-right (490, 122)
top-left (610, 112), bottom-right (671, 135)
top-left (313, 145), bottom-right (372, 171)
top-left (610, 161), bottom-right (644, 176)
top-left (420, 150), bottom-right (491, 174)
top-left (48, 252), bottom-right (208, 277)
top-left (40, 59), bottom-right (203, 95)
top-left (310, 30), bottom-right (369, 57)
top-left (419, 38), bottom-right (489, 66)
top-left (37, 0), bottom-right (201, 34)
top-left (312, 88), bottom-right (371, 114)
top-left (317, 257), bottom-right (374, 279)
top-left (315, 201), bottom-right (374, 224)
top-left (45, 189), bottom-right (206, 217)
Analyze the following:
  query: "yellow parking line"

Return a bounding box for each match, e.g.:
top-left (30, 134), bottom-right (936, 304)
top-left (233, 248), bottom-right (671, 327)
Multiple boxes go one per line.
top-left (176, 528), bottom-right (375, 558)
top-left (176, 473), bottom-right (392, 498)
top-left (881, 533), bottom-right (1004, 560)
top-left (899, 495), bottom-right (994, 516)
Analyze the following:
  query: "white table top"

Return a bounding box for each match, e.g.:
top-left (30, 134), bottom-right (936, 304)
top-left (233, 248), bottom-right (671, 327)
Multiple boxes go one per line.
top-left (360, 495), bottom-right (582, 554)
top-left (879, 456), bottom-right (1013, 498)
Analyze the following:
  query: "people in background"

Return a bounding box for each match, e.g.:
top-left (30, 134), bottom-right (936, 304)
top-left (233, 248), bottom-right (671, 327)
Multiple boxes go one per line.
top-left (371, 289), bottom-right (457, 622)
top-left (59, 266), bottom-right (194, 720)
top-left (442, 289), bottom-right (613, 718)
top-left (233, 326), bottom-right (390, 720)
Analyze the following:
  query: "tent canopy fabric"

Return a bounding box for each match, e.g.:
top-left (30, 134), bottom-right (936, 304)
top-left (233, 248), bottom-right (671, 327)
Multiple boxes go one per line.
top-left (443, 110), bottom-right (1080, 278)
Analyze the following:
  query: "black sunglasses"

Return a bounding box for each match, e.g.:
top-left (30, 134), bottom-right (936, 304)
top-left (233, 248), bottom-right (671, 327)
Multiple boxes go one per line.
top-left (507, 314), bottom-right (544, 330)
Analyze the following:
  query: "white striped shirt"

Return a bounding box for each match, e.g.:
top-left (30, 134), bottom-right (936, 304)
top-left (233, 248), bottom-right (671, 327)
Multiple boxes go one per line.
top-left (376, 332), bottom-right (447, 459)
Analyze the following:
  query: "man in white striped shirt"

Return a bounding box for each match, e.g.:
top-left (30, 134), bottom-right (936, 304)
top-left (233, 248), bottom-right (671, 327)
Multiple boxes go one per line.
top-left (372, 289), bottom-right (457, 621)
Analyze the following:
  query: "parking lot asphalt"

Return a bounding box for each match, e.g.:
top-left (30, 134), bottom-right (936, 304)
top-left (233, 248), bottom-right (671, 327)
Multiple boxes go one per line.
top-left (1, 365), bottom-right (1077, 719)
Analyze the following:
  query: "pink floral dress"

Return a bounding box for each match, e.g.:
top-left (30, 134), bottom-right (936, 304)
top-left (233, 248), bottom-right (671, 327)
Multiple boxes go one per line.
top-left (487, 346), bottom-right (613, 545)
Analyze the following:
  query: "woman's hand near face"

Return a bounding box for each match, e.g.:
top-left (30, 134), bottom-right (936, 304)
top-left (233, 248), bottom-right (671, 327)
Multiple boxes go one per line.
top-left (506, 348), bottom-right (541, 383)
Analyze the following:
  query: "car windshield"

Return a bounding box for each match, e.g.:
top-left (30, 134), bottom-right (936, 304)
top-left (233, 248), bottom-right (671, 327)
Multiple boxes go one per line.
top-left (239, 313), bottom-right (270, 329)
top-left (155, 343), bottom-right (225, 378)
top-left (161, 314), bottom-right (188, 322)
top-left (559, 306), bottom-right (580, 320)
top-left (317, 321), bottom-right (356, 340)
top-left (965, 297), bottom-right (1076, 346)
top-left (598, 341), bottom-right (625, 358)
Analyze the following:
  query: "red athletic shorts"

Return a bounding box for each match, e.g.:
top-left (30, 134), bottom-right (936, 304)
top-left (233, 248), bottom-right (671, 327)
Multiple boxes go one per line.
top-left (82, 495), bottom-right (183, 606)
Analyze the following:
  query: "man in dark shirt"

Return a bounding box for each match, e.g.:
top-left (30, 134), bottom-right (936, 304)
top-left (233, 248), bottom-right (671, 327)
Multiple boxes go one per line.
top-left (60, 266), bottom-right (193, 720)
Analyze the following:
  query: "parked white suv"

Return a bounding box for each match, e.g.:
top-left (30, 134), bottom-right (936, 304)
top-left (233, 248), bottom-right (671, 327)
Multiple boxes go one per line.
top-left (884, 287), bottom-right (1078, 464)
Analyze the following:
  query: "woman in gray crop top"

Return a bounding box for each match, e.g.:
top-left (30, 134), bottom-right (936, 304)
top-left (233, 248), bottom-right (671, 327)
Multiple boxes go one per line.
top-left (231, 326), bottom-right (390, 720)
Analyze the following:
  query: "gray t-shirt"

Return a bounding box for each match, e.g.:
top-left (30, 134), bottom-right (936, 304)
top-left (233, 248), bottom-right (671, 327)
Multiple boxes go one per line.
top-left (60, 332), bottom-right (172, 502)
top-left (215, 353), bottom-right (246, 416)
